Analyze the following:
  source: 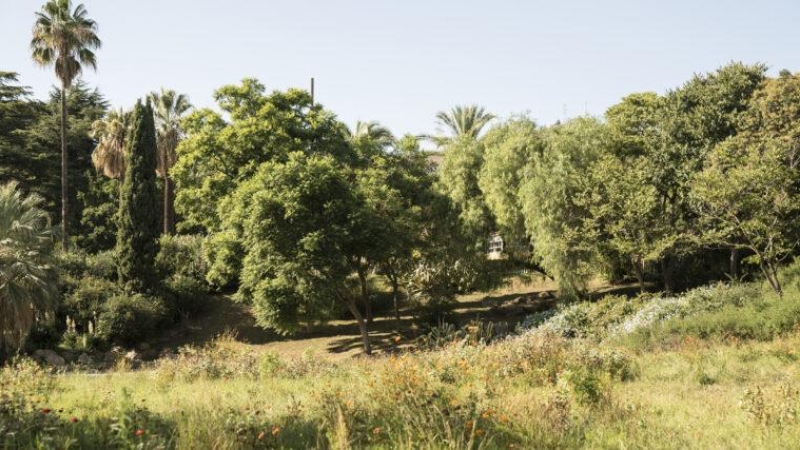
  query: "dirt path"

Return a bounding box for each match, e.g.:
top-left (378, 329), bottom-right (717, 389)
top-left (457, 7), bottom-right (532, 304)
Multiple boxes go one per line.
top-left (151, 278), bottom-right (563, 360)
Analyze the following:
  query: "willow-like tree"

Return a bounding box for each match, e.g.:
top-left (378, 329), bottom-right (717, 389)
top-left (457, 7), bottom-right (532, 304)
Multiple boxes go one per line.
top-left (31, 0), bottom-right (101, 251)
top-left (117, 100), bottom-right (160, 291)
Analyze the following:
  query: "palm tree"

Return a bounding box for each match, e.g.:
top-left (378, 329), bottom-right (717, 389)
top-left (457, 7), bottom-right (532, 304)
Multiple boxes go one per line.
top-left (348, 120), bottom-right (395, 149)
top-left (91, 108), bottom-right (128, 179)
top-left (148, 89), bottom-right (192, 235)
top-left (433, 105), bottom-right (496, 144)
top-left (31, 0), bottom-right (101, 251)
top-left (0, 182), bottom-right (58, 357)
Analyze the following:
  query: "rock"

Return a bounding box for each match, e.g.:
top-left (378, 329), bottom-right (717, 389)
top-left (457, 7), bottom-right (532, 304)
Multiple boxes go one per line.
top-left (77, 353), bottom-right (94, 365)
top-left (104, 352), bottom-right (119, 364)
top-left (33, 349), bottom-right (65, 368)
top-left (124, 350), bottom-right (141, 362)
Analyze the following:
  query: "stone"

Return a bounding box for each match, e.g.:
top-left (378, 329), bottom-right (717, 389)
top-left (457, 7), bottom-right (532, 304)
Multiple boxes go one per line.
top-left (77, 353), bottom-right (94, 365)
top-left (124, 350), bottom-right (141, 362)
top-left (33, 349), bottom-right (65, 368)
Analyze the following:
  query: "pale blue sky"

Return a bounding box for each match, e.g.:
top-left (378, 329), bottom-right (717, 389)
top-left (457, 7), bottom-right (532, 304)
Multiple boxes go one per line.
top-left (2, 0), bottom-right (799, 137)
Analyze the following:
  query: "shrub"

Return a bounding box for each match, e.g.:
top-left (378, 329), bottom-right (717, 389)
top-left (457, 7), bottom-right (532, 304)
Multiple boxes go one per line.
top-left (84, 250), bottom-right (117, 281)
top-left (63, 276), bottom-right (121, 332)
top-left (156, 234), bottom-right (206, 280)
top-left (163, 274), bottom-right (209, 317)
top-left (97, 293), bottom-right (169, 346)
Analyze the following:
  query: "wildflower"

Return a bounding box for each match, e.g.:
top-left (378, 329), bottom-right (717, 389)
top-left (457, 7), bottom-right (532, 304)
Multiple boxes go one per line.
top-left (257, 432), bottom-right (266, 440)
top-left (500, 414), bottom-right (509, 423)
top-left (394, 336), bottom-right (402, 343)
top-left (135, 429), bottom-right (145, 437)
top-left (372, 427), bottom-right (381, 435)
top-left (465, 420), bottom-right (474, 430)
top-left (272, 426), bottom-right (281, 436)
top-left (475, 428), bottom-right (485, 436)
top-left (69, 416), bottom-right (79, 423)
top-left (481, 409), bottom-right (493, 419)
top-left (40, 408), bottom-right (51, 414)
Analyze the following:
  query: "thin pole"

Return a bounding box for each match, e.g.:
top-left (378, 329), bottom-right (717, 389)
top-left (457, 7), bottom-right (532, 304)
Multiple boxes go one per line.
top-left (310, 77), bottom-right (315, 106)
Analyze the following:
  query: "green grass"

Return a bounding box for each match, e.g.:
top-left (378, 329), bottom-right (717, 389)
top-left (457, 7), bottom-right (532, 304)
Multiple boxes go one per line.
top-left (7, 274), bottom-right (800, 448)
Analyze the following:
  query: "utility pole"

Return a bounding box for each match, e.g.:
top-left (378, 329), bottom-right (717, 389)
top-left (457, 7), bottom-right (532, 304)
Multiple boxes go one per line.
top-left (310, 77), bottom-right (315, 106)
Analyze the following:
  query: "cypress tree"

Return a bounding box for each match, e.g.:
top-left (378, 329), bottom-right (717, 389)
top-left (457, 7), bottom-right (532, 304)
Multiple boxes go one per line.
top-left (117, 99), bottom-right (160, 291)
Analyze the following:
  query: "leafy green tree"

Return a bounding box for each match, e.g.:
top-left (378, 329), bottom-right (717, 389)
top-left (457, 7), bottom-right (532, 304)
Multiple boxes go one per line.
top-left (172, 80), bottom-right (351, 233)
top-left (10, 83), bottom-right (108, 248)
top-left (519, 118), bottom-right (609, 296)
top-left (0, 182), bottom-right (58, 357)
top-left (31, 0), bottom-right (101, 251)
top-left (117, 100), bottom-right (160, 291)
top-left (222, 152), bottom-right (375, 354)
top-left (478, 116), bottom-right (542, 252)
top-left (437, 135), bottom-right (493, 244)
top-left (691, 135), bottom-right (799, 295)
top-left (149, 89), bottom-right (192, 235)
top-left (656, 63), bottom-right (767, 286)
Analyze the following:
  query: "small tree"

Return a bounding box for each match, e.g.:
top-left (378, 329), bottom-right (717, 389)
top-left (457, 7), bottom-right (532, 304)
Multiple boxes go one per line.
top-left (223, 152), bottom-right (375, 354)
top-left (691, 136), bottom-right (800, 296)
top-left (0, 182), bottom-right (58, 357)
top-left (117, 100), bottom-right (160, 291)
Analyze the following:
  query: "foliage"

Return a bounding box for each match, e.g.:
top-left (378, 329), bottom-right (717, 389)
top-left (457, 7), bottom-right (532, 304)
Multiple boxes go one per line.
top-left (155, 234), bottom-right (206, 280)
top-left (172, 80), bottom-right (352, 232)
top-left (519, 117), bottom-right (608, 295)
top-left (0, 182), bottom-right (58, 356)
top-left (97, 293), bottom-right (168, 345)
top-left (478, 116), bottom-right (542, 248)
top-left (116, 100), bottom-right (160, 291)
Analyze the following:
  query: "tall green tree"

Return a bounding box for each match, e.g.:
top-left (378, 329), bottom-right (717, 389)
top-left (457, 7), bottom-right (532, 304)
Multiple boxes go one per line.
top-left (223, 152), bottom-right (375, 354)
top-left (117, 100), bottom-right (159, 291)
top-left (31, 0), bottom-right (101, 251)
top-left (149, 89), bottom-right (192, 235)
top-left (519, 118), bottom-right (609, 296)
top-left (172, 80), bottom-right (352, 233)
top-left (0, 182), bottom-right (58, 357)
top-left (691, 136), bottom-right (799, 296)
top-left (478, 116), bottom-right (542, 252)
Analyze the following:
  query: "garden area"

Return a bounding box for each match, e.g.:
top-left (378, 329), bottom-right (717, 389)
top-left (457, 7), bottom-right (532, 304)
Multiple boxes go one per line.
top-left (4, 0), bottom-right (800, 448)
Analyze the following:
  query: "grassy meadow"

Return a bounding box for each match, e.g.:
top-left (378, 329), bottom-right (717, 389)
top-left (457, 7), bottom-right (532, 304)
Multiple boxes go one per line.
top-left (5, 274), bottom-right (800, 449)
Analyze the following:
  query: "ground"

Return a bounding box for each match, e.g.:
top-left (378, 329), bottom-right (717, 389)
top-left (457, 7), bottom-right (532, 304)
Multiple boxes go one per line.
top-left (152, 275), bottom-right (567, 359)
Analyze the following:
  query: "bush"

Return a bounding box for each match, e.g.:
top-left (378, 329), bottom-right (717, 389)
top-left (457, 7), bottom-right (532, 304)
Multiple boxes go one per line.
top-left (84, 250), bottom-right (117, 281)
top-left (164, 274), bottom-right (209, 317)
top-left (97, 293), bottom-right (169, 346)
top-left (156, 234), bottom-right (206, 280)
top-left (63, 277), bottom-right (122, 332)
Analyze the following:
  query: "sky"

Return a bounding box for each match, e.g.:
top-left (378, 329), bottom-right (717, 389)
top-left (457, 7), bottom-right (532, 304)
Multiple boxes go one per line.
top-left (2, 0), bottom-right (800, 138)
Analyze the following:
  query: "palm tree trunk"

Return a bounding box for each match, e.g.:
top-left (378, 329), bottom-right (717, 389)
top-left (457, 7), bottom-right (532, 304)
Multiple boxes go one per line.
top-left (162, 153), bottom-right (175, 234)
top-left (60, 82), bottom-right (69, 252)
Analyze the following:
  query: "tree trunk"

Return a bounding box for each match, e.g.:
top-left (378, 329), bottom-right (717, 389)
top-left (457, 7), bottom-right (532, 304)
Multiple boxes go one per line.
top-left (357, 265), bottom-right (372, 324)
top-left (390, 274), bottom-right (401, 322)
top-left (344, 297), bottom-right (372, 355)
top-left (729, 248), bottom-right (740, 280)
top-left (162, 152), bottom-right (175, 235)
top-left (60, 82), bottom-right (69, 252)
top-left (634, 256), bottom-right (645, 293)
top-left (661, 256), bottom-right (675, 294)
top-left (759, 257), bottom-right (783, 297)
